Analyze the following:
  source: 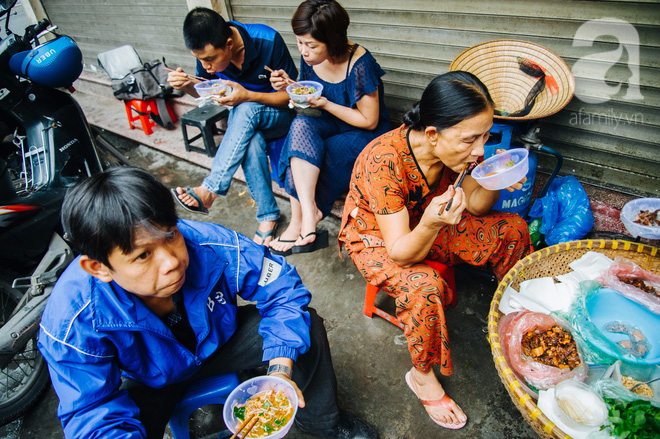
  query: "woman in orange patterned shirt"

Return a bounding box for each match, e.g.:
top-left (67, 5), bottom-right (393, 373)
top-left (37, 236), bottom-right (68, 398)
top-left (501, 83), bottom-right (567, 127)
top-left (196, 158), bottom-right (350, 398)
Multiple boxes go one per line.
top-left (339, 72), bottom-right (532, 430)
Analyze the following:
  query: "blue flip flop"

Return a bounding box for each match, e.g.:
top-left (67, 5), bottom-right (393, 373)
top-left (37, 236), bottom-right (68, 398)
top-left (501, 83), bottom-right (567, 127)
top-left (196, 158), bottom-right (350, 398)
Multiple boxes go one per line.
top-left (170, 188), bottom-right (209, 215)
top-left (254, 219), bottom-right (279, 246)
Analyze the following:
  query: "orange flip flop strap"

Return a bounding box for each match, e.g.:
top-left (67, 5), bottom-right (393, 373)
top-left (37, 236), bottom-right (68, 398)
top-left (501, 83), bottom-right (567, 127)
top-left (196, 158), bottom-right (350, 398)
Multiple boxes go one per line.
top-left (419, 393), bottom-right (453, 408)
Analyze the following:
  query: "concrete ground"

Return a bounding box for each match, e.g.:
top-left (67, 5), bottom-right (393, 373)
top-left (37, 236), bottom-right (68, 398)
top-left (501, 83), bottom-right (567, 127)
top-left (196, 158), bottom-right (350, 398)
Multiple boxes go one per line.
top-left (0, 132), bottom-right (538, 439)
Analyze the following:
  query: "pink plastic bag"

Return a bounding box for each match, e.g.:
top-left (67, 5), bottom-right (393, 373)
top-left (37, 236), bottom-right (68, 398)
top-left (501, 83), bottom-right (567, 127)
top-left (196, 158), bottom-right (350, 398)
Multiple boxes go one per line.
top-left (499, 311), bottom-right (587, 390)
top-left (598, 257), bottom-right (660, 315)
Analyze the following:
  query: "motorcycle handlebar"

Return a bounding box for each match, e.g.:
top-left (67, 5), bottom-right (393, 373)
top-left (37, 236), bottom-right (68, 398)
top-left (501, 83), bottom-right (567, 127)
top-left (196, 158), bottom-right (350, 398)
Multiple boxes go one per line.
top-left (23, 18), bottom-right (50, 44)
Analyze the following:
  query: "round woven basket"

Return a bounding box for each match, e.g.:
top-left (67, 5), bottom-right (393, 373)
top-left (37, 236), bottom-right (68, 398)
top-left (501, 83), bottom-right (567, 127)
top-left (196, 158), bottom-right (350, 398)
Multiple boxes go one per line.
top-left (450, 40), bottom-right (575, 120)
top-left (488, 239), bottom-right (659, 439)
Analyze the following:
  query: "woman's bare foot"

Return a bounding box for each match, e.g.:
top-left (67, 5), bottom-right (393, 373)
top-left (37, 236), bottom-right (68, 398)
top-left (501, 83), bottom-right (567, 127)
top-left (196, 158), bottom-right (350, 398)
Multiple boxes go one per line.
top-left (175, 186), bottom-right (217, 210)
top-left (253, 220), bottom-right (278, 246)
top-left (295, 207), bottom-right (323, 246)
top-left (269, 222), bottom-right (301, 254)
top-left (407, 367), bottom-right (467, 427)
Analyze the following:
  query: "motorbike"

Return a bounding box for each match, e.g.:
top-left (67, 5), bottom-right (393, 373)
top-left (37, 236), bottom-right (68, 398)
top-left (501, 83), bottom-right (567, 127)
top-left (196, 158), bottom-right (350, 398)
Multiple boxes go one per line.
top-left (0, 0), bottom-right (124, 424)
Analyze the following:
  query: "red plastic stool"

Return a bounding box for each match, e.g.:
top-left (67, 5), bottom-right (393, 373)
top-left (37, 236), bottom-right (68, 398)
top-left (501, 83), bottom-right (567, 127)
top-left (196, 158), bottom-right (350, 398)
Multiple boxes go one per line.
top-left (124, 99), bottom-right (177, 135)
top-left (363, 260), bottom-right (456, 330)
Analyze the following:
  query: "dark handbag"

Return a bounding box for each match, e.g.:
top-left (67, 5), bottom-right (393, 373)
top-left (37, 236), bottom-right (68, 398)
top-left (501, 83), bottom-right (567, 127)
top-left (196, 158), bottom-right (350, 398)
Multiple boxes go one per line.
top-left (98, 46), bottom-right (182, 128)
top-left (110, 59), bottom-right (182, 101)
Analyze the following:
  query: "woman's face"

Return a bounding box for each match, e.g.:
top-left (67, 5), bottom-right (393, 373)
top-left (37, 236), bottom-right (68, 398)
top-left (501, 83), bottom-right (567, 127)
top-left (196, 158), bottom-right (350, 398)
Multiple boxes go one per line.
top-left (433, 108), bottom-right (494, 172)
top-left (296, 33), bottom-right (329, 66)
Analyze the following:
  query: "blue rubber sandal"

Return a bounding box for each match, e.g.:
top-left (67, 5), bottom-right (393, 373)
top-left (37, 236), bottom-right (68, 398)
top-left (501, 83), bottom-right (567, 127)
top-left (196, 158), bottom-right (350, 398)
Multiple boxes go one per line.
top-left (254, 220), bottom-right (279, 246)
top-left (171, 188), bottom-right (209, 215)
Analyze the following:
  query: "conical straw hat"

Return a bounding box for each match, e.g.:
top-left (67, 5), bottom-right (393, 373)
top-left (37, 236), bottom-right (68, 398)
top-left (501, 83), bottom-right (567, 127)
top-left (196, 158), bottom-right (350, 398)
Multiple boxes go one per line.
top-left (450, 40), bottom-right (575, 120)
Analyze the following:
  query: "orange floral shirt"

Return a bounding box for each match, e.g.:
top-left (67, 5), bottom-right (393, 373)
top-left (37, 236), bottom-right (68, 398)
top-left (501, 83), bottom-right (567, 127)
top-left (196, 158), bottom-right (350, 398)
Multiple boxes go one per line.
top-left (339, 125), bottom-right (459, 249)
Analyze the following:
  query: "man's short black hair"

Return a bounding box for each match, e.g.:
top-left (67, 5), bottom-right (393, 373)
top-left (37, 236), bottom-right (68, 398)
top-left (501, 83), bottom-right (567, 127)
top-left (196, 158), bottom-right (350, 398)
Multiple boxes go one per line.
top-left (61, 167), bottom-right (178, 267)
top-left (183, 7), bottom-right (233, 51)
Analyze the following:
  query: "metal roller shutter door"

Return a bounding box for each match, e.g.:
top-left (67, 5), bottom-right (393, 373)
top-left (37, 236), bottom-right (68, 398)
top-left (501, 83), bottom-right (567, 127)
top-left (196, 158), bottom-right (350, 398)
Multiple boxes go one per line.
top-left (231, 0), bottom-right (659, 197)
top-left (40, 0), bottom-right (196, 74)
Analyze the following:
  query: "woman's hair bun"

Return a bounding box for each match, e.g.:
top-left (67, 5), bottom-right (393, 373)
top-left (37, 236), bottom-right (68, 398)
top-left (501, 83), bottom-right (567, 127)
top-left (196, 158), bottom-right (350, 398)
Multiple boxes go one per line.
top-left (403, 102), bottom-right (422, 128)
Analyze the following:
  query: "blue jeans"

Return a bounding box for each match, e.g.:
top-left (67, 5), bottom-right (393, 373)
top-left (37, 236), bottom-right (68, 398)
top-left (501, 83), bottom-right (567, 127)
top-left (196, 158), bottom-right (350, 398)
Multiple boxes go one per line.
top-left (202, 102), bottom-right (294, 223)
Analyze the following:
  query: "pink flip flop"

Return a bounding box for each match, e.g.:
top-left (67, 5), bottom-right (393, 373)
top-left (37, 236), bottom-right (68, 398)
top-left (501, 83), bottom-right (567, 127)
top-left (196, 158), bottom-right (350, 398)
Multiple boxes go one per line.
top-left (405, 371), bottom-right (467, 430)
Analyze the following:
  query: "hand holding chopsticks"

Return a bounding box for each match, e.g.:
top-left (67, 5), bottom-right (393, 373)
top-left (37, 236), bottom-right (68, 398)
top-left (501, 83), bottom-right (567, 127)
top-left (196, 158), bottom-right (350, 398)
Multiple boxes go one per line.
top-left (444, 162), bottom-right (471, 211)
top-left (264, 65), bottom-right (305, 89)
top-left (163, 67), bottom-right (208, 83)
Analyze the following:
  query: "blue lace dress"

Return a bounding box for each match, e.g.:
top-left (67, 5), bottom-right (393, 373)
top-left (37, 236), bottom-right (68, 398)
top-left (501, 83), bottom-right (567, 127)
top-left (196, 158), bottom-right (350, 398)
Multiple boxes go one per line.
top-left (278, 47), bottom-right (389, 217)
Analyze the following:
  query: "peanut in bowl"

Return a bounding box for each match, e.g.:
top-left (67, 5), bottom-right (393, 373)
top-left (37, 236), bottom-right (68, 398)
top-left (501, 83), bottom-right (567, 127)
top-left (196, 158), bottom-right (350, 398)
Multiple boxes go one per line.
top-left (286, 80), bottom-right (323, 108)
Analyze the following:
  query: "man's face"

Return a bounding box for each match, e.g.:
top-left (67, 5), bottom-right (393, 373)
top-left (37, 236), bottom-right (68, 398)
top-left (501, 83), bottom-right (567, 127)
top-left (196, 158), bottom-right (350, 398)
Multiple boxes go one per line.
top-left (102, 225), bottom-right (189, 299)
top-left (191, 43), bottom-right (233, 75)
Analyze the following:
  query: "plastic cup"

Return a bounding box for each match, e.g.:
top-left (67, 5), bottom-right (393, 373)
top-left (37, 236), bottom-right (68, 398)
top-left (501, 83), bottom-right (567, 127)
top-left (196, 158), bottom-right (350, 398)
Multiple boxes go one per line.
top-left (471, 148), bottom-right (529, 191)
top-left (194, 79), bottom-right (231, 98)
top-left (620, 197), bottom-right (660, 239)
top-left (222, 376), bottom-right (298, 439)
top-left (286, 80), bottom-right (323, 109)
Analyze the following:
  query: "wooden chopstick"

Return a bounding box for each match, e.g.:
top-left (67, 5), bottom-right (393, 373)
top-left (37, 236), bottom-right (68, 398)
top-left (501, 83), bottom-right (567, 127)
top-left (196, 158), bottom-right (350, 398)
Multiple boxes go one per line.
top-left (230, 413), bottom-right (256, 439)
top-left (239, 416), bottom-right (260, 438)
top-left (163, 67), bottom-right (208, 82)
top-left (445, 162), bottom-right (470, 211)
top-left (264, 65), bottom-right (305, 89)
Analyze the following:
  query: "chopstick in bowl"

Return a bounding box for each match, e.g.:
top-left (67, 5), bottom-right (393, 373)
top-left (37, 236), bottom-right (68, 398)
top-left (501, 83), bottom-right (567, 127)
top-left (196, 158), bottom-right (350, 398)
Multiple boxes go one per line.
top-left (264, 65), bottom-right (305, 89)
top-left (163, 67), bottom-right (208, 83)
top-left (230, 413), bottom-right (257, 439)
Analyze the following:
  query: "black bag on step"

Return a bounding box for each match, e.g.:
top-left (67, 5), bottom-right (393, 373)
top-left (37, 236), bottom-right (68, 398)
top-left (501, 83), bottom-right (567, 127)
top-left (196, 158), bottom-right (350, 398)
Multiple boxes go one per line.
top-left (98, 46), bottom-right (182, 129)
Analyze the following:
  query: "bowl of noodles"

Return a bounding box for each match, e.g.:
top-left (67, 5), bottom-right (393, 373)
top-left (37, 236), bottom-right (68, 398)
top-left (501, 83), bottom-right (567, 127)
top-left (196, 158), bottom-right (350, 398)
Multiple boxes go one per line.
top-left (223, 375), bottom-right (298, 438)
top-left (194, 79), bottom-right (231, 98)
top-left (472, 148), bottom-right (529, 191)
top-left (286, 80), bottom-right (322, 108)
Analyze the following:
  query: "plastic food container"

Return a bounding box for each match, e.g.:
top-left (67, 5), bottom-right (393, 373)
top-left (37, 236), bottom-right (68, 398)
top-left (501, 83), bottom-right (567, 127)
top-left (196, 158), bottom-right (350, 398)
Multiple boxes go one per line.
top-left (583, 288), bottom-right (660, 365)
top-left (620, 197), bottom-right (660, 239)
top-left (286, 80), bottom-right (323, 108)
top-left (222, 375), bottom-right (298, 439)
top-left (194, 79), bottom-right (231, 98)
top-left (471, 148), bottom-right (529, 191)
top-left (553, 379), bottom-right (608, 430)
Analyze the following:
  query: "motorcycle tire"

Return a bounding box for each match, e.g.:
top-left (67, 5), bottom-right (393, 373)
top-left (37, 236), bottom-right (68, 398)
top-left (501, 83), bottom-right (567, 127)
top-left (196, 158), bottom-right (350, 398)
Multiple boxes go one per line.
top-left (0, 274), bottom-right (51, 426)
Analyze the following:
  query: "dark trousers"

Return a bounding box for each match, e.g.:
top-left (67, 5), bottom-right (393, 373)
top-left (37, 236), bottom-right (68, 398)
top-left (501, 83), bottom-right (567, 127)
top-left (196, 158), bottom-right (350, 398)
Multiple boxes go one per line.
top-left (126, 306), bottom-right (339, 438)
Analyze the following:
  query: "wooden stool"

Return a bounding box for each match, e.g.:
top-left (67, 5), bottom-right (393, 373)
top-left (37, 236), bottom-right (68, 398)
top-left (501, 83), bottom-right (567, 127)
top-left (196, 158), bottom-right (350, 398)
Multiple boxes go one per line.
top-left (124, 99), bottom-right (176, 136)
top-left (168, 373), bottom-right (239, 439)
top-left (363, 260), bottom-right (456, 329)
top-left (180, 105), bottom-right (229, 157)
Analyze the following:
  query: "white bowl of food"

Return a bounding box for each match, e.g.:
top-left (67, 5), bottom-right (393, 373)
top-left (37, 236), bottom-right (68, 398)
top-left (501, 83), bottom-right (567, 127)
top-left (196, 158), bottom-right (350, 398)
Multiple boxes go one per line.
top-left (620, 198), bottom-right (660, 239)
top-left (194, 79), bottom-right (231, 98)
top-left (222, 375), bottom-right (298, 439)
top-left (471, 148), bottom-right (529, 191)
top-left (286, 80), bottom-right (323, 108)
top-left (553, 379), bottom-right (608, 431)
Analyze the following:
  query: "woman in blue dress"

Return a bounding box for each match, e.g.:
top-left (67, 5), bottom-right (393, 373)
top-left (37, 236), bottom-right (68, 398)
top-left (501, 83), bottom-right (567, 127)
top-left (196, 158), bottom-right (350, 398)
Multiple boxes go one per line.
top-left (269, 0), bottom-right (389, 255)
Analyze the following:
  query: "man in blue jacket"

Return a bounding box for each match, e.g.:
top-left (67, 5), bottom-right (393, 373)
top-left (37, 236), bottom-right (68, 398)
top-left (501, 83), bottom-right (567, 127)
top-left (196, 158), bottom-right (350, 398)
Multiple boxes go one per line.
top-left (37, 167), bottom-right (376, 439)
top-left (168, 7), bottom-right (295, 246)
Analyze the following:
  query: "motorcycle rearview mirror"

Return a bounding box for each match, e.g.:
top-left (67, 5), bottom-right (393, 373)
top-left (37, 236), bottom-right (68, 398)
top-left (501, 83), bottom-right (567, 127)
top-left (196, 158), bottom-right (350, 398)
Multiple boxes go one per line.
top-left (0, 0), bottom-right (17, 15)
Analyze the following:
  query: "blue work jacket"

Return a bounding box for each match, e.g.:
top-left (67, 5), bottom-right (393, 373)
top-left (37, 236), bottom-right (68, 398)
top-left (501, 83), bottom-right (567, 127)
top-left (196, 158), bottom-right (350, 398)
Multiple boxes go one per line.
top-left (37, 219), bottom-right (311, 438)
